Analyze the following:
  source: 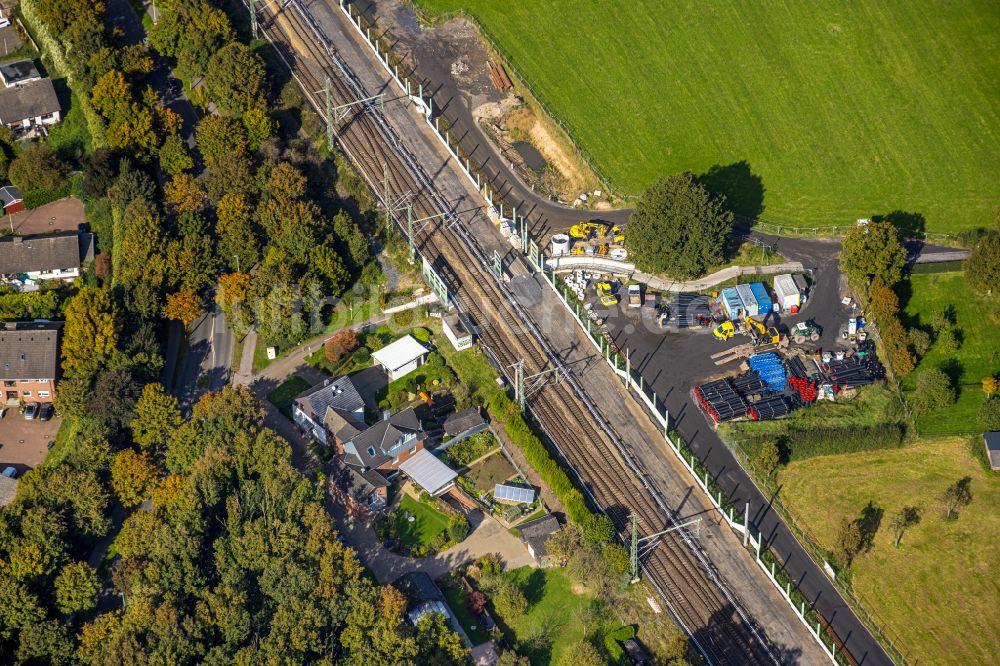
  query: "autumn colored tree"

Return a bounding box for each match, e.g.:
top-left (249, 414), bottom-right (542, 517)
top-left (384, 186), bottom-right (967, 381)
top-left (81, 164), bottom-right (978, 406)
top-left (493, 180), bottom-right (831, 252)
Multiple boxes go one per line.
top-left (131, 382), bottom-right (182, 451)
top-left (266, 162), bottom-right (307, 203)
top-left (120, 44), bottom-right (154, 75)
top-left (36, 0), bottom-right (107, 34)
top-left (164, 172), bottom-right (207, 214)
top-left (54, 561), bottom-right (101, 614)
top-left (324, 328), bottom-right (359, 364)
top-left (91, 69), bottom-right (132, 120)
top-left (62, 287), bottom-right (120, 378)
top-left (215, 193), bottom-right (260, 269)
top-left (196, 115), bottom-right (248, 164)
top-left (93, 252), bottom-right (112, 280)
top-left (111, 449), bottom-right (161, 507)
top-left (163, 290), bottom-right (205, 327)
top-left (243, 107), bottom-right (275, 150)
top-left (158, 133), bottom-right (194, 175)
top-left (218, 271), bottom-right (251, 306)
top-left (866, 277), bottom-right (900, 325)
top-left (983, 376), bottom-right (998, 398)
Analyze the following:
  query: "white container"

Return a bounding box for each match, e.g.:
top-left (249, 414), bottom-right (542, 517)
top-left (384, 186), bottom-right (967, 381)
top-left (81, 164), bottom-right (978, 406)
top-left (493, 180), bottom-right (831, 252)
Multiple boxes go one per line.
top-left (550, 234), bottom-right (571, 255)
top-left (772, 274), bottom-right (801, 311)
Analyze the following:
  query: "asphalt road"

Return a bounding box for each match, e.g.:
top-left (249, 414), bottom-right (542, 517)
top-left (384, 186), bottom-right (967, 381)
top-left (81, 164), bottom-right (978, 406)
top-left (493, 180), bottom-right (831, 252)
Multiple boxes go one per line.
top-left (173, 304), bottom-right (234, 409)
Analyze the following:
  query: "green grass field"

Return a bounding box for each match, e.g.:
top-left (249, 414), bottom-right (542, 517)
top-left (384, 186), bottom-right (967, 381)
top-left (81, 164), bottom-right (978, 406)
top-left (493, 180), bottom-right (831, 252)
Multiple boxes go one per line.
top-left (395, 494), bottom-right (450, 547)
top-left (265, 376), bottom-right (312, 417)
top-left (778, 437), bottom-right (1000, 664)
top-left (416, 0), bottom-right (1000, 232)
top-left (898, 271), bottom-right (1000, 434)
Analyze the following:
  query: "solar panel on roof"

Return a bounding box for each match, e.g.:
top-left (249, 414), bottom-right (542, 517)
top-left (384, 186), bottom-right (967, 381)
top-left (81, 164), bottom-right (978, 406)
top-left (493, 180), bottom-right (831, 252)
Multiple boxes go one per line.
top-left (493, 484), bottom-right (535, 503)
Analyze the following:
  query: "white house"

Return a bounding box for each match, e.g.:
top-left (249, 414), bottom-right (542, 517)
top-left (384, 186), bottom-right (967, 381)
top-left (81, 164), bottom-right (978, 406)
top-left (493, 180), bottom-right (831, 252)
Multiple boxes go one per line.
top-left (0, 60), bottom-right (41, 88)
top-left (442, 313), bottom-right (473, 351)
top-left (371, 335), bottom-right (430, 381)
top-left (0, 78), bottom-right (61, 133)
top-left (291, 375), bottom-right (366, 444)
top-left (0, 231), bottom-right (85, 284)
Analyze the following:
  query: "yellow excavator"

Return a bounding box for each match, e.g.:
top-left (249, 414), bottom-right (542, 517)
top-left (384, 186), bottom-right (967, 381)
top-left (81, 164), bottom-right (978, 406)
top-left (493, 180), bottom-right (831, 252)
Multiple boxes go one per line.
top-left (713, 316), bottom-right (780, 345)
top-left (596, 281), bottom-right (619, 306)
top-left (569, 221), bottom-right (609, 239)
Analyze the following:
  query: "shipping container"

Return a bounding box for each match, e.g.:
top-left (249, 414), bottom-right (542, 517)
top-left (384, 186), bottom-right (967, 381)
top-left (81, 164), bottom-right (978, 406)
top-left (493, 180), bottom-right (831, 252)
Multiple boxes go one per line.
top-left (736, 284), bottom-right (759, 318)
top-left (719, 287), bottom-right (744, 320)
top-left (772, 274), bottom-right (800, 311)
top-left (749, 282), bottom-right (772, 314)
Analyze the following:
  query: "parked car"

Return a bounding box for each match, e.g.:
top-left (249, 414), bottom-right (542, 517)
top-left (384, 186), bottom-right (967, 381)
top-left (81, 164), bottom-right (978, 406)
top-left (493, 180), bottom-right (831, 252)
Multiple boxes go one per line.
top-left (23, 402), bottom-right (39, 420)
top-left (0, 18), bottom-right (10, 29)
top-left (2, 466), bottom-right (17, 479)
top-left (39, 403), bottom-right (54, 421)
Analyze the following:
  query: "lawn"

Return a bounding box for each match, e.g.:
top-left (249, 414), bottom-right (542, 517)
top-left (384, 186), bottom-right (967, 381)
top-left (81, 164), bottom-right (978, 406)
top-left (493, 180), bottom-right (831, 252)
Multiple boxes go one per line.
top-left (442, 583), bottom-right (491, 645)
top-left (265, 376), bottom-right (312, 418)
top-left (395, 493), bottom-right (450, 547)
top-left (898, 271), bottom-right (1000, 434)
top-left (416, 0), bottom-right (1000, 233)
top-left (491, 566), bottom-right (600, 665)
top-left (777, 437), bottom-right (1000, 665)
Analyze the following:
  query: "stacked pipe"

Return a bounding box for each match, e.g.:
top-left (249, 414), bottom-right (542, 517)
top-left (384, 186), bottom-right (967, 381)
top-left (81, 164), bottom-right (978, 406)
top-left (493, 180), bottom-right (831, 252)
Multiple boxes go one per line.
top-left (825, 356), bottom-right (877, 389)
top-left (748, 395), bottom-right (791, 420)
top-left (694, 379), bottom-right (748, 423)
top-left (747, 353), bottom-right (788, 391)
top-left (786, 356), bottom-right (812, 380)
top-left (787, 376), bottom-right (818, 403)
top-left (731, 372), bottom-right (766, 394)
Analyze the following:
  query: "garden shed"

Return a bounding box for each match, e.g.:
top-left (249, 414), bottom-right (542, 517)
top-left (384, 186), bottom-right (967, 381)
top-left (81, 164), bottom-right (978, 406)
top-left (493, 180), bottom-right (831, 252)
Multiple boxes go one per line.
top-left (372, 334), bottom-right (430, 381)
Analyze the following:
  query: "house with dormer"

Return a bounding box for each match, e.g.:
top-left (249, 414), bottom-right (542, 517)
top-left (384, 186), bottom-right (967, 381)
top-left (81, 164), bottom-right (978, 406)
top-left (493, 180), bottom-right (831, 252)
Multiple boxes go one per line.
top-left (337, 407), bottom-right (426, 474)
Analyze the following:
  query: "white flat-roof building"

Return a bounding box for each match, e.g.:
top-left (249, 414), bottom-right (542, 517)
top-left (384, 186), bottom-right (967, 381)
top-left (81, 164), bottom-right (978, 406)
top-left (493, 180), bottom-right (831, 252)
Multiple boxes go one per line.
top-left (371, 334), bottom-right (430, 381)
top-left (442, 313), bottom-right (473, 351)
top-left (398, 449), bottom-right (457, 496)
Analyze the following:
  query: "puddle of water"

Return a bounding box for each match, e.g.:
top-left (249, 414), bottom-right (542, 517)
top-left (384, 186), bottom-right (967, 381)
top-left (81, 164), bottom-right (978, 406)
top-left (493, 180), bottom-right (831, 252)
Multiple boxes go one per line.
top-left (512, 140), bottom-right (546, 171)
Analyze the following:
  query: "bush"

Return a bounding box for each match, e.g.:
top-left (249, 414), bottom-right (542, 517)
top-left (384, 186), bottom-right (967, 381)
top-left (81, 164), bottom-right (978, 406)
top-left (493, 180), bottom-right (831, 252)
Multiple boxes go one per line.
top-left (493, 582), bottom-right (528, 618)
top-left (583, 514), bottom-right (615, 546)
top-left (603, 625), bottom-right (637, 663)
top-left (603, 543), bottom-right (630, 573)
top-left (412, 326), bottom-right (432, 343)
top-left (447, 513), bottom-right (469, 543)
top-left (908, 328), bottom-right (932, 358)
top-left (444, 431), bottom-right (498, 467)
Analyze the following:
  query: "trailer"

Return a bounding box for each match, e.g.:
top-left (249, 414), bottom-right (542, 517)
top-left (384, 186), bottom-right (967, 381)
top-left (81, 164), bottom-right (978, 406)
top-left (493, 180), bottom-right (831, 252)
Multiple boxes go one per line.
top-left (719, 287), bottom-right (744, 320)
top-left (628, 284), bottom-right (642, 308)
top-left (772, 274), bottom-right (800, 312)
top-left (749, 282), bottom-right (772, 315)
top-left (735, 284), bottom-right (759, 318)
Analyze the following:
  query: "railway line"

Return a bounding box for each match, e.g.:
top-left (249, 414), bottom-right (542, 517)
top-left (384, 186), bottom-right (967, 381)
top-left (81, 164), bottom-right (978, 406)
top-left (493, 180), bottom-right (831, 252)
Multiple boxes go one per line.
top-left (253, 2), bottom-right (780, 663)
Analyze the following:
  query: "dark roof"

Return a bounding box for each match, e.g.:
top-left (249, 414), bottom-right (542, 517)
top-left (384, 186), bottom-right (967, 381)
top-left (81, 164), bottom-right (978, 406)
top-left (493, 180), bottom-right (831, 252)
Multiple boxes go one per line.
top-left (344, 408), bottom-right (423, 469)
top-left (0, 231), bottom-right (81, 274)
top-left (443, 407), bottom-right (486, 437)
top-left (0, 320), bottom-right (62, 380)
top-left (330, 457), bottom-right (387, 504)
top-left (518, 514), bottom-right (560, 558)
top-left (0, 185), bottom-right (22, 206)
top-left (324, 407), bottom-right (365, 442)
top-left (394, 571), bottom-right (444, 605)
top-left (0, 78), bottom-right (60, 123)
top-left (294, 375), bottom-right (365, 423)
top-left (0, 60), bottom-right (40, 85)
top-left (984, 432), bottom-right (1000, 451)
top-left (622, 638), bottom-right (651, 664)
top-left (79, 232), bottom-right (96, 264)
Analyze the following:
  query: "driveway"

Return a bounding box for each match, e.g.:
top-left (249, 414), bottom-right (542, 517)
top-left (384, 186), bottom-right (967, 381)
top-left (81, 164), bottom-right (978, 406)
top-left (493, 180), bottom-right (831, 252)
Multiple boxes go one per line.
top-left (0, 411), bottom-right (60, 472)
top-left (335, 502), bottom-right (534, 584)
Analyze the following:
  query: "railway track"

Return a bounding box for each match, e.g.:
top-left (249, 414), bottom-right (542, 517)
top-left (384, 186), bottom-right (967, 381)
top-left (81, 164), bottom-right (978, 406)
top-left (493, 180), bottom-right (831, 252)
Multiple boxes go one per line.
top-left (253, 3), bottom-right (779, 663)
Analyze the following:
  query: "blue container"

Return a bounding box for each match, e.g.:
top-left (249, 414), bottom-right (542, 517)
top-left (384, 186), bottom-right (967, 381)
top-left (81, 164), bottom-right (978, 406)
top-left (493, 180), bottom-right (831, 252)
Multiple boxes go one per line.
top-left (720, 287), bottom-right (744, 320)
top-left (749, 283), bottom-right (772, 314)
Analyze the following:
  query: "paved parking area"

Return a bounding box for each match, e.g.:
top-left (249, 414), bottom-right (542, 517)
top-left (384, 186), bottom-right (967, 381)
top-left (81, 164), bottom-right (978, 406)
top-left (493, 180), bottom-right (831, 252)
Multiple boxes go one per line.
top-left (0, 411), bottom-right (59, 474)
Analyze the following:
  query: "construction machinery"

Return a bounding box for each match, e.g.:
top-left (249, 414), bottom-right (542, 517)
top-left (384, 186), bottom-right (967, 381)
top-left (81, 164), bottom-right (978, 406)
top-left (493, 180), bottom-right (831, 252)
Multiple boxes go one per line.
top-left (791, 321), bottom-right (822, 344)
top-left (745, 316), bottom-right (781, 346)
top-left (569, 221), bottom-right (609, 239)
top-left (596, 281), bottom-right (619, 307)
top-left (611, 225), bottom-right (625, 243)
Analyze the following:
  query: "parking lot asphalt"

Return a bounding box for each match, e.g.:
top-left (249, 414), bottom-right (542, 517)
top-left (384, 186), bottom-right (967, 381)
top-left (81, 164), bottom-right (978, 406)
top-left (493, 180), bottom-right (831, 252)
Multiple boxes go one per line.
top-left (0, 410), bottom-right (59, 474)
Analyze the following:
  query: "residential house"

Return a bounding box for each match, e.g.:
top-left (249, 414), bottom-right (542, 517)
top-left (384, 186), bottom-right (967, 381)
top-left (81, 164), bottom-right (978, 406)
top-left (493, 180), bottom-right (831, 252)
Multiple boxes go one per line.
top-left (0, 78), bottom-right (61, 133)
top-left (337, 407), bottom-right (426, 474)
top-left (328, 457), bottom-right (388, 515)
top-left (291, 375), bottom-right (366, 444)
top-left (443, 406), bottom-right (487, 441)
top-left (371, 334), bottom-right (430, 381)
top-left (395, 572), bottom-right (470, 647)
top-left (518, 514), bottom-right (560, 567)
top-left (0, 184), bottom-right (23, 214)
top-left (0, 60), bottom-right (41, 88)
top-left (0, 230), bottom-right (91, 284)
top-left (0, 320), bottom-right (62, 404)
top-left (984, 432), bottom-right (1000, 471)
top-left (442, 313), bottom-right (473, 351)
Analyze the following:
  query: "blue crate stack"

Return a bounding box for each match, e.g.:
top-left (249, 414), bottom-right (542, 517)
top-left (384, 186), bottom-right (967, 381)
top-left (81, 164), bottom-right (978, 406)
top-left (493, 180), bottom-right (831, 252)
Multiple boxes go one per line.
top-left (748, 352), bottom-right (787, 391)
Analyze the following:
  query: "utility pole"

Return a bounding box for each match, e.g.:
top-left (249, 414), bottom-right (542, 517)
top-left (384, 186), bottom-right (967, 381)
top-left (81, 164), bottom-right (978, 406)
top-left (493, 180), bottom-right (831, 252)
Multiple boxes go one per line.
top-left (383, 164), bottom-right (391, 234)
top-left (512, 359), bottom-right (525, 410)
top-left (629, 514), bottom-right (702, 584)
top-left (407, 204), bottom-right (415, 264)
top-left (630, 513), bottom-right (639, 584)
top-left (249, 0), bottom-right (257, 39)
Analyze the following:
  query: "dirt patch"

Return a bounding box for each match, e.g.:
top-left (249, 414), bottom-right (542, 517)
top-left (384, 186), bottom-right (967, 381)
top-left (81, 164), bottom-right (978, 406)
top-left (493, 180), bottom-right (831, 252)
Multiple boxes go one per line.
top-left (360, 0), bottom-right (608, 205)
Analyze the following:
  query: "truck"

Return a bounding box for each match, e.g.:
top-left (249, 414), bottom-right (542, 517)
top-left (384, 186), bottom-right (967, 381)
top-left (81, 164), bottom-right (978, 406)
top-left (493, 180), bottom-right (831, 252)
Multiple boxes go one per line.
top-left (627, 284), bottom-right (642, 308)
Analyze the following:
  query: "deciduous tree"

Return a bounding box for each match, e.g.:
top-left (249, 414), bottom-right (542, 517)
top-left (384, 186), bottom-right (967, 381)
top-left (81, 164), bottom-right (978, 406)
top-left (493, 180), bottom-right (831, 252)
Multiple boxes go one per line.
top-left (867, 277), bottom-right (900, 325)
top-left (308, 245), bottom-right (349, 295)
top-left (910, 368), bottom-right (955, 414)
top-left (835, 517), bottom-right (862, 566)
top-left (324, 328), bottom-right (358, 364)
top-left (889, 506), bottom-right (920, 548)
top-left (131, 382), bottom-right (182, 451)
top-left (983, 376), bottom-right (998, 397)
top-left (54, 561), bottom-right (101, 614)
top-left (839, 220), bottom-right (907, 287)
top-left (557, 640), bottom-right (603, 666)
top-left (111, 449), bottom-right (161, 507)
top-left (965, 232), bottom-right (1000, 295)
top-left (205, 42), bottom-right (267, 115)
top-left (243, 107), bottom-right (275, 150)
top-left (266, 162), bottom-right (307, 203)
top-left (493, 581), bottom-right (528, 618)
top-left (624, 173), bottom-right (733, 279)
top-left (159, 133), bottom-right (194, 175)
top-left (941, 477), bottom-right (972, 519)
top-left (196, 114), bottom-right (248, 164)
top-left (62, 287), bottom-right (120, 378)
top-left (978, 397), bottom-right (1000, 430)
top-left (8, 143), bottom-right (69, 191)
top-left (164, 172), bottom-right (207, 214)
top-left (755, 440), bottom-right (780, 477)
top-left (163, 290), bottom-right (205, 327)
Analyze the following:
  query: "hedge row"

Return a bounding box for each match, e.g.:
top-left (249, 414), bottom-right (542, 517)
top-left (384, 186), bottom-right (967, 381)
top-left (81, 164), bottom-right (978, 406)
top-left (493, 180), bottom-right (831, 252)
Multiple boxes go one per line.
top-left (742, 423), bottom-right (905, 462)
top-left (488, 391), bottom-right (593, 525)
